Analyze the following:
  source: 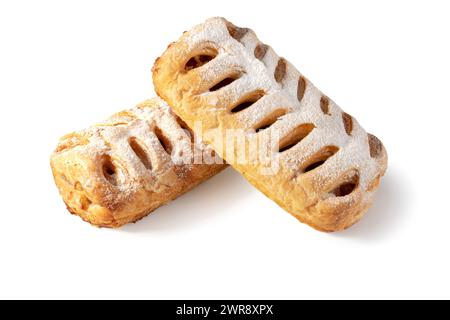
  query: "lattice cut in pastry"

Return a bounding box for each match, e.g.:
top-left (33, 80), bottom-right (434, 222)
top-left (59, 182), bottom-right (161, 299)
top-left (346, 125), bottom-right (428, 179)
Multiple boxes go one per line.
top-left (153, 17), bottom-right (388, 232)
top-left (51, 97), bottom-right (226, 227)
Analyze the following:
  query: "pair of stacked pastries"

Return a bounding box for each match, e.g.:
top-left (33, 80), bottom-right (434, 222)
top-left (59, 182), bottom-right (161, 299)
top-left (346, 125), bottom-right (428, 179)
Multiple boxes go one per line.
top-left (51, 17), bottom-right (387, 232)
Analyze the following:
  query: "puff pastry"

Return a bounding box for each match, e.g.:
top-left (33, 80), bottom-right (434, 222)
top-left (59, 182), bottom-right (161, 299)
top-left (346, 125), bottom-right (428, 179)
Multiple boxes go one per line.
top-left (153, 17), bottom-right (388, 232)
top-left (51, 98), bottom-right (226, 227)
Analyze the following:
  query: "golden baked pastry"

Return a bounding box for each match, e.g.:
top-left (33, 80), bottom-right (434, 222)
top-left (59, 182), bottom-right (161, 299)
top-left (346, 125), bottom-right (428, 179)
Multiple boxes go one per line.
top-left (153, 17), bottom-right (388, 232)
top-left (51, 97), bottom-right (226, 227)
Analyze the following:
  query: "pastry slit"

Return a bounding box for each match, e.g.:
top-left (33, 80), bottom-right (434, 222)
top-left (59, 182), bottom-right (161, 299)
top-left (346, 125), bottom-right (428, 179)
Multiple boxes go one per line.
top-left (301, 146), bottom-right (339, 173)
top-left (230, 90), bottom-right (265, 113)
top-left (278, 123), bottom-right (315, 153)
top-left (184, 47), bottom-right (218, 71)
top-left (102, 155), bottom-right (119, 186)
top-left (129, 137), bottom-right (152, 170)
top-left (328, 171), bottom-right (360, 198)
top-left (254, 108), bottom-right (288, 132)
top-left (209, 74), bottom-right (242, 92)
top-left (154, 126), bottom-right (173, 155)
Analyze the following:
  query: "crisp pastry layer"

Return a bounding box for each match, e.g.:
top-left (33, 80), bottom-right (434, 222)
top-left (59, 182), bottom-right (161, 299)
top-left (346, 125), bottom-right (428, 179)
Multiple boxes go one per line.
top-left (153, 17), bottom-right (388, 232)
top-left (51, 97), bottom-right (226, 227)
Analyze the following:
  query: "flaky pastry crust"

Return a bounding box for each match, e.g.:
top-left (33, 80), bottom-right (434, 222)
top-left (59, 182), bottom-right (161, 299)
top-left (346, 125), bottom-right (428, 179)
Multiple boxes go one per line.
top-left (153, 17), bottom-right (388, 232)
top-left (51, 97), bottom-right (226, 227)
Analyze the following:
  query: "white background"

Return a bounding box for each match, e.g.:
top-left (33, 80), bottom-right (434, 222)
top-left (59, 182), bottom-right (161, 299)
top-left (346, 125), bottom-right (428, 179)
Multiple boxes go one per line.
top-left (0, 0), bottom-right (448, 299)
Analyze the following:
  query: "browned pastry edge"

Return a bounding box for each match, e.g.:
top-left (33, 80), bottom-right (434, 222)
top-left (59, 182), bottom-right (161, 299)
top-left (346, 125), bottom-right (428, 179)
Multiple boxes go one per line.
top-left (55, 163), bottom-right (224, 228)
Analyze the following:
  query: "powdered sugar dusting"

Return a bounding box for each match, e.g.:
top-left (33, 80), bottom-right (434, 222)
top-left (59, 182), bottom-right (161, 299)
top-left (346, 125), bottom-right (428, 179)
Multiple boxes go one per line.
top-left (175, 17), bottom-right (386, 192)
top-left (55, 97), bottom-right (215, 194)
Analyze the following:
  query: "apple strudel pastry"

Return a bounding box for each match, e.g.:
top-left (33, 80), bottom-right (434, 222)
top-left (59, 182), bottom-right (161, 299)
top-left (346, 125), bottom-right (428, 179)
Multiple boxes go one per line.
top-left (51, 97), bottom-right (226, 227)
top-left (153, 17), bottom-right (388, 231)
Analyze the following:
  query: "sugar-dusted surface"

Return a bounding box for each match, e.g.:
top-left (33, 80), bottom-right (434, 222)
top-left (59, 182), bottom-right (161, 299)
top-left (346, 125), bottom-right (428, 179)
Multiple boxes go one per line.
top-left (182, 18), bottom-right (385, 189)
top-left (50, 97), bottom-right (226, 227)
top-left (153, 17), bottom-right (388, 231)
